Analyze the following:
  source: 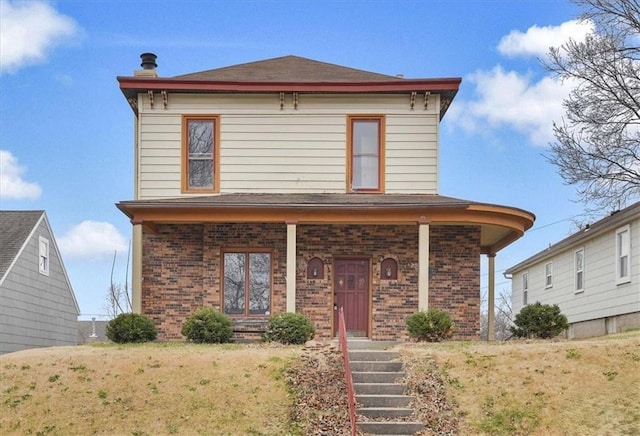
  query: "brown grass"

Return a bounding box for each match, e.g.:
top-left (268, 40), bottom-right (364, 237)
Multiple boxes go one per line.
top-left (0, 342), bottom-right (301, 435)
top-left (399, 330), bottom-right (640, 435)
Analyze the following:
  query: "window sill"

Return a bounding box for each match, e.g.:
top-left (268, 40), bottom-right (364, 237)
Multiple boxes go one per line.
top-left (574, 289), bottom-right (584, 295)
top-left (616, 278), bottom-right (631, 286)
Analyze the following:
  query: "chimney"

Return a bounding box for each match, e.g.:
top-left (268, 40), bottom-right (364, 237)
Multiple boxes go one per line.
top-left (134, 52), bottom-right (158, 77)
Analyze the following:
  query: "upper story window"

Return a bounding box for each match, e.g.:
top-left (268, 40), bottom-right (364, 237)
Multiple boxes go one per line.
top-left (522, 271), bottom-right (529, 305)
top-left (545, 261), bottom-right (553, 288)
top-left (39, 236), bottom-right (49, 276)
top-left (616, 225), bottom-right (631, 284)
top-left (575, 248), bottom-right (585, 292)
top-left (182, 115), bottom-right (220, 193)
top-left (223, 250), bottom-right (271, 316)
top-left (347, 115), bottom-right (385, 192)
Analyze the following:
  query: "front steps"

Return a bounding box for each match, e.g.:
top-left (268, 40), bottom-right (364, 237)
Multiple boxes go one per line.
top-left (348, 345), bottom-right (423, 435)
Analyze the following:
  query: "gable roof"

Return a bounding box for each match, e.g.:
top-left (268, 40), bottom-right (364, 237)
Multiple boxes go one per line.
top-left (118, 55), bottom-right (461, 118)
top-left (505, 201), bottom-right (640, 274)
top-left (0, 210), bottom-right (44, 280)
top-left (174, 55), bottom-right (403, 82)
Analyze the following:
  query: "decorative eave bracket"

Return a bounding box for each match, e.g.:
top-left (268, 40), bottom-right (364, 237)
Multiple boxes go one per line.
top-left (147, 90), bottom-right (169, 109)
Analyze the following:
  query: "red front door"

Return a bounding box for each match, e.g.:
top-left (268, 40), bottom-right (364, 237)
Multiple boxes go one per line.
top-left (334, 258), bottom-right (369, 336)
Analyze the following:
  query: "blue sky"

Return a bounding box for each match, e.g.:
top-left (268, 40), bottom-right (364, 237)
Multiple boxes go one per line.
top-left (1, 0), bottom-right (599, 319)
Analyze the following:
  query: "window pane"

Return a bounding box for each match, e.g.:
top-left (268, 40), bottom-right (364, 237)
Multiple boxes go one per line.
top-left (224, 253), bottom-right (245, 314)
top-left (187, 119), bottom-right (214, 189)
top-left (620, 255), bottom-right (628, 278)
top-left (352, 120), bottom-right (379, 190)
top-left (249, 253), bottom-right (271, 315)
top-left (188, 159), bottom-right (213, 188)
top-left (576, 250), bottom-right (583, 270)
top-left (576, 271), bottom-right (583, 290)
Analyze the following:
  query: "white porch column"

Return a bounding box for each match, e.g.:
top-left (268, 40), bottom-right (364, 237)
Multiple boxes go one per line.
top-left (487, 253), bottom-right (496, 341)
top-left (286, 221), bottom-right (297, 313)
top-left (418, 218), bottom-right (430, 311)
top-left (131, 222), bottom-right (143, 314)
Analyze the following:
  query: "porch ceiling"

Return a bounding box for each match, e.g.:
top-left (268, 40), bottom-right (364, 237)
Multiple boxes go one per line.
top-left (116, 193), bottom-right (535, 255)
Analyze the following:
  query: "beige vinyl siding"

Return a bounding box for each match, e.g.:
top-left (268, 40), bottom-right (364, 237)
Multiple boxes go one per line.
top-left (136, 93), bottom-right (440, 199)
top-left (511, 218), bottom-right (640, 324)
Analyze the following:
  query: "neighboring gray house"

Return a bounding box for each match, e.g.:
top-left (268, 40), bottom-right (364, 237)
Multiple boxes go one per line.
top-left (506, 202), bottom-right (640, 339)
top-left (0, 211), bottom-right (79, 354)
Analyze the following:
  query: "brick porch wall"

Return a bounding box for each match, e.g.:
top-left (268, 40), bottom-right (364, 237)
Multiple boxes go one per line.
top-left (142, 223), bottom-right (287, 340)
top-left (141, 223), bottom-right (480, 341)
top-left (296, 224), bottom-right (481, 341)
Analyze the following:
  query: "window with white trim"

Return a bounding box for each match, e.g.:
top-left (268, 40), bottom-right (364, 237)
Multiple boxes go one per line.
top-left (522, 271), bottom-right (529, 305)
top-left (575, 248), bottom-right (584, 292)
top-left (616, 225), bottom-right (631, 284)
top-left (545, 261), bottom-right (553, 288)
top-left (39, 236), bottom-right (49, 276)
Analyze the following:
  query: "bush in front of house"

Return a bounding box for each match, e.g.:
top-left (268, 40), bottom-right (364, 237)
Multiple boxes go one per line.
top-left (106, 313), bottom-right (158, 343)
top-left (406, 308), bottom-right (455, 342)
top-left (264, 313), bottom-right (315, 344)
top-left (181, 308), bottom-right (233, 343)
top-left (510, 302), bottom-right (569, 339)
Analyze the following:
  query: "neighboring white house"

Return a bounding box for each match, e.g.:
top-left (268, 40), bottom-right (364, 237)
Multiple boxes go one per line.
top-left (0, 211), bottom-right (80, 354)
top-left (506, 202), bottom-right (640, 339)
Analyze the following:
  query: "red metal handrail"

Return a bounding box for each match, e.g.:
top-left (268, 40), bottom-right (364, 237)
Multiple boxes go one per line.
top-left (338, 307), bottom-right (357, 436)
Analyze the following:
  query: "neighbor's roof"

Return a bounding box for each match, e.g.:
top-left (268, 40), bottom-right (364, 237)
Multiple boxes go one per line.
top-left (505, 201), bottom-right (640, 274)
top-left (0, 211), bottom-right (44, 279)
top-left (118, 55), bottom-right (461, 118)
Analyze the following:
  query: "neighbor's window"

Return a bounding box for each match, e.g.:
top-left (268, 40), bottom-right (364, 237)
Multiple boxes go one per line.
top-left (182, 116), bottom-right (219, 193)
top-left (348, 115), bottom-right (385, 192)
top-left (522, 271), bottom-right (529, 305)
top-left (223, 251), bottom-right (271, 316)
top-left (39, 236), bottom-right (49, 276)
top-left (616, 225), bottom-right (631, 284)
top-left (575, 248), bottom-right (585, 292)
top-left (545, 262), bottom-right (553, 288)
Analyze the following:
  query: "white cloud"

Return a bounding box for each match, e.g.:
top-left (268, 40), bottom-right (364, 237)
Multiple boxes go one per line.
top-left (497, 19), bottom-right (593, 58)
top-left (58, 221), bottom-right (128, 259)
top-left (452, 66), bottom-right (574, 146)
top-left (0, 149), bottom-right (42, 199)
top-left (0, 0), bottom-right (79, 74)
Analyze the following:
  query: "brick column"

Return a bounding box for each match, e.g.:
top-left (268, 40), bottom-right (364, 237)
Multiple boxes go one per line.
top-left (418, 219), bottom-right (430, 310)
top-left (487, 253), bottom-right (496, 341)
top-left (131, 221), bottom-right (143, 314)
top-left (286, 221), bottom-right (297, 313)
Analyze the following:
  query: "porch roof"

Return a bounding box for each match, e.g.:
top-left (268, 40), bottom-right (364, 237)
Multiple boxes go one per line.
top-left (116, 193), bottom-right (535, 255)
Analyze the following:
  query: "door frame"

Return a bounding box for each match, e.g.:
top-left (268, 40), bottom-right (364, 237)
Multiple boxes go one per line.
top-left (332, 256), bottom-right (372, 337)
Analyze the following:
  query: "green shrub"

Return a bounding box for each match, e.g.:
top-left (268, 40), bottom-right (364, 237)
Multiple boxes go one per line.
top-left (181, 308), bottom-right (233, 343)
top-left (406, 309), bottom-right (454, 342)
top-left (264, 313), bottom-right (315, 344)
top-left (510, 302), bottom-right (569, 339)
top-left (106, 313), bottom-right (157, 343)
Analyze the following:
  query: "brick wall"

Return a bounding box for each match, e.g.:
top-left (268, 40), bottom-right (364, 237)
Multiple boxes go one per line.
top-left (142, 223), bottom-right (480, 341)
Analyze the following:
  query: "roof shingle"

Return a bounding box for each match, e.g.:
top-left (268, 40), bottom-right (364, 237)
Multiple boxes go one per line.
top-left (0, 211), bottom-right (44, 280)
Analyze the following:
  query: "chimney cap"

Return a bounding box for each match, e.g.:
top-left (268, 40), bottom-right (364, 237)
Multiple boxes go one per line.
top-left (140, 52), bottom-right (157, 70)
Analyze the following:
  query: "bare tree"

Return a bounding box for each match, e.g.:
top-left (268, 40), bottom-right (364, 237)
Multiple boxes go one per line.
top-left (544, 0), bottom-right (640, 209)
top-left (481, 288), bottom-right (514, 341)
top-left (104, 243), bottom-right (132, 318)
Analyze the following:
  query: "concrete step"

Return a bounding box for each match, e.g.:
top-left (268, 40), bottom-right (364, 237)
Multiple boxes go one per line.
top-left (349, 350), bottom-right (400, 362)
top-left (351, 361), bottom-right (404, 372)
top-left (357, 406), bottom-right (414, 419)
top-left (358, 421), bottom-right (424, 435)
top-left (352, 371), bottom-right (405, 383)
top-left (357, 394), bottom-right (413, 408)
top-left (338, 338), bottom-right (398, 350)
top-left (355, 382), bottom-right (405, 395)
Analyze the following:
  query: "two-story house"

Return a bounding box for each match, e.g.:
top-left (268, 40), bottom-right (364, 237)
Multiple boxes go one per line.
top-left (116, 54), bottom-right (534, 341)
top-left (507, 201), bottom-right (639, 339)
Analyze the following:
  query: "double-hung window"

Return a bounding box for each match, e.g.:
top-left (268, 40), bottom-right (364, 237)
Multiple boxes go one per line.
top-left (616, 225), bottom-right (631, 284)
top-left (347, 115), bottom-right (385, 192)
top-left (39, 236), bottom-right (49, 276)
top-left (545, 262), bottom-right (553, 288)
top-left (182, 115), bottom-right (220, 193)
top-left (223, 251), bottom-right (271, 316)
top-left (522, 271), bottom-right (529, 305)
top-left (575, 248), bottom-right (585, 292)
